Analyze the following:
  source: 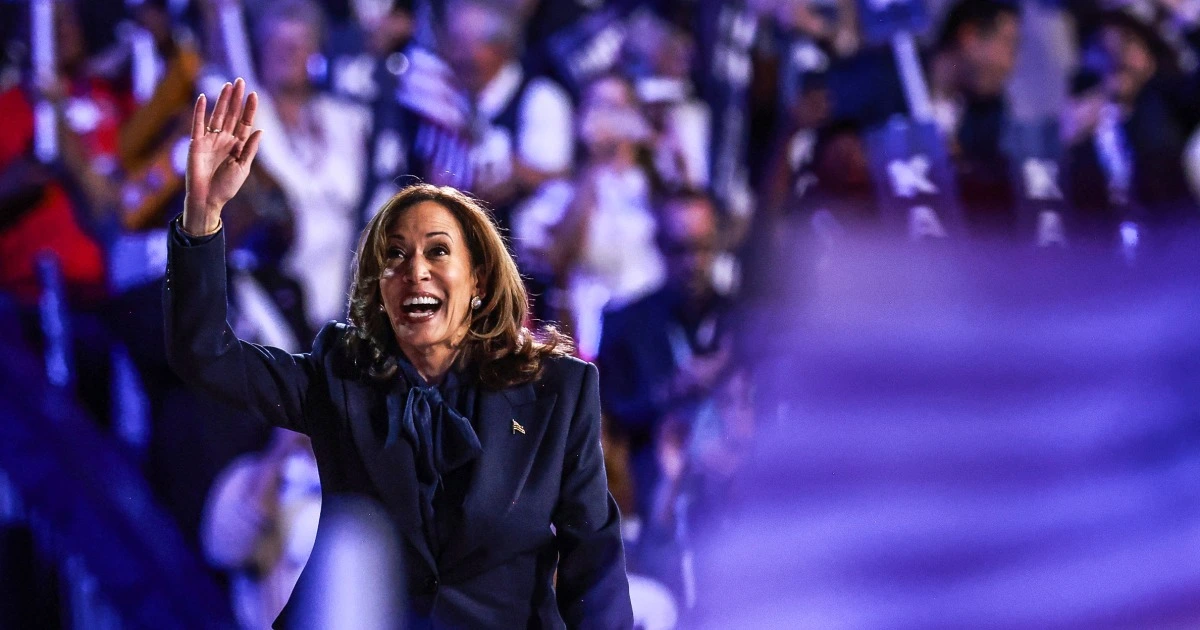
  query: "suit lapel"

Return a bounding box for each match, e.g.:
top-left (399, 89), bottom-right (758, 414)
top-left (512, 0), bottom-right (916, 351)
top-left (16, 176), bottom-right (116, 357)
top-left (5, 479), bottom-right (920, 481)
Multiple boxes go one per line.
top-left (342, 377), bottom-right (437, 570)
top-left (442, 383), bottom-right (557, 570)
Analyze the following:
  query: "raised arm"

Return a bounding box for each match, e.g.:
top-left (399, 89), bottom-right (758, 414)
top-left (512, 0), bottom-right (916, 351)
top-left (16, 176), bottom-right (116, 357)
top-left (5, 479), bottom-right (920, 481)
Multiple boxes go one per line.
top-left (165, 79), bottom-right (321, 434)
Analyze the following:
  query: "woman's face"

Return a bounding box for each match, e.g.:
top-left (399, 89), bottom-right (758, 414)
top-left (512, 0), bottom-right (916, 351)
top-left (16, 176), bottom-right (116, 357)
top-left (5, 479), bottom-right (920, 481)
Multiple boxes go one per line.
top-left (379, 201), bottom-right (481, 359)
top-left (261, 19), bottom-right (320, 93)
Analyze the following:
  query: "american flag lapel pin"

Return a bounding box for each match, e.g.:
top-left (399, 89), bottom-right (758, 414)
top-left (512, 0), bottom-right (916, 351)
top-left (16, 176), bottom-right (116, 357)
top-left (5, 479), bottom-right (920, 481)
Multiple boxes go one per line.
top-left (512, 419), bottom-right (525, 435)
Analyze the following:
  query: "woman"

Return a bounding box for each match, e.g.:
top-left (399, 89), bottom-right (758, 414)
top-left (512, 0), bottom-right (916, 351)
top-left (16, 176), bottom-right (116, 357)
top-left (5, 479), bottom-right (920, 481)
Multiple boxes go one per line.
top-left (167, 79), bottom-right (633, 628)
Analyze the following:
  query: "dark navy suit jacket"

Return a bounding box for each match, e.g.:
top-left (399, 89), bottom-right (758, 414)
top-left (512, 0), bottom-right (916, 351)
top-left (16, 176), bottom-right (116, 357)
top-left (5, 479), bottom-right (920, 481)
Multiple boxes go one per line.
top-left (163, 223), bottom-right (633, 629)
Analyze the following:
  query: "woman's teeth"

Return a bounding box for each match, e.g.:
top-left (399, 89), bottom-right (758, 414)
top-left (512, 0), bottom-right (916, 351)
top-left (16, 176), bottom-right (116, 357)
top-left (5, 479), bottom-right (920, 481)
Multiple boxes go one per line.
top-left (401, 296), bottom-right (442, 320)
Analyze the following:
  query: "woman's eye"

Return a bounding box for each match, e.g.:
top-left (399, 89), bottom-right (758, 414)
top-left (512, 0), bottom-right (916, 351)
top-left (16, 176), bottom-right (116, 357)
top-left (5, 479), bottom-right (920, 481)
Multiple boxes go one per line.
top-left (386, 247), bottom-right (405, 259)
top-left (430, 245), bottom-right (449, 257)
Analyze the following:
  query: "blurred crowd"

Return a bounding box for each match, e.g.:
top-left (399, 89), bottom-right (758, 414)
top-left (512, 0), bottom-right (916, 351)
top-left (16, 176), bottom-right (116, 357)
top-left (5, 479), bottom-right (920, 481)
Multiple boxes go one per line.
top-left (2, 0), bottom-right (1199, 627)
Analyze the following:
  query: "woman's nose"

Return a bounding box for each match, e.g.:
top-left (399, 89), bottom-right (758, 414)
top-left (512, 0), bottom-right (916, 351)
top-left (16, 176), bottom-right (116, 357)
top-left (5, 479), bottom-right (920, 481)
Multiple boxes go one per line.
top-left (405, 255), bottom-right (431, 282)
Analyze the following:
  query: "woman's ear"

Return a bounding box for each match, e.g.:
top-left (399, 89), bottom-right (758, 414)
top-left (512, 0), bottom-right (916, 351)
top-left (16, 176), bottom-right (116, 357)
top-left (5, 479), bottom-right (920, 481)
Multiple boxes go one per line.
top-left (472, 267), bottom-right (484, 302)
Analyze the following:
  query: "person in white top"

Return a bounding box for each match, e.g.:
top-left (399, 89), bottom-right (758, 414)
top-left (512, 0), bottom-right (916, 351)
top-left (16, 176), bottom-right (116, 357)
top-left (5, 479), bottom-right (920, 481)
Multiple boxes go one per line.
top-left (212, 0), bottom-right (371, 329)
top-left (397, 0), bottom-right (574, 227)
top-left (549, 74), bottom-right (666, 360)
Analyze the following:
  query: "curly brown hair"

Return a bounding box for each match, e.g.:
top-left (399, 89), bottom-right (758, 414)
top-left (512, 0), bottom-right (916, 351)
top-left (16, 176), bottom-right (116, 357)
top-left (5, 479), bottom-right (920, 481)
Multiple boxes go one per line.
top-left (342, 184), bottom-right (573, 389)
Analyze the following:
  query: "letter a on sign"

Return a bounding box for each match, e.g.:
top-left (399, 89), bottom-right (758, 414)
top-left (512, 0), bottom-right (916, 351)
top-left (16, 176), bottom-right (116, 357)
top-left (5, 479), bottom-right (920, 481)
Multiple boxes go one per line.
top-left (909, 205), bottom-right (948, 240)
top-left (1037, 210), bottom-right (1066, 247)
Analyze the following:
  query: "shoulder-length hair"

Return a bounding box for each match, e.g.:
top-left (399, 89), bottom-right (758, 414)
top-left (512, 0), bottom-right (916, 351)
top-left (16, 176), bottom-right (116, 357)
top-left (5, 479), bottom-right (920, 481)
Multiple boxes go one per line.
top-left (342, 184), bottom-right (572, 389)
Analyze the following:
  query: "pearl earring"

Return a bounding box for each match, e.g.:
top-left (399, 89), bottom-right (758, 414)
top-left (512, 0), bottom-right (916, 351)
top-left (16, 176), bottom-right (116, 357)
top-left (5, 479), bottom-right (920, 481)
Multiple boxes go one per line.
top-left (471, 296), bottom-right (483, 310)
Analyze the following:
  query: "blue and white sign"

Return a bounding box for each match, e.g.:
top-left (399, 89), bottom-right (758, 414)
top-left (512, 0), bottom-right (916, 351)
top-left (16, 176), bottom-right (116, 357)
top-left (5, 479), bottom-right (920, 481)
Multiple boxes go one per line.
top-left (856, 0), bottom-right (930, 45)
top-left (864, 117), bottom-right (963, 240)
top-left (545, 8), bottom-right (626, 96)
top-left (1005, 119), bottom-right (1068, 246)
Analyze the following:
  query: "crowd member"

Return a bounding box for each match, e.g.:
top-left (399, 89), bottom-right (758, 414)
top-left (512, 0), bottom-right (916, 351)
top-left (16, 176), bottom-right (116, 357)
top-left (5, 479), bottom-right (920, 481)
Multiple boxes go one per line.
top-left (323, 0), bottom-right (415, 105)
top-left (0, 0), bottom-right (134, 427)
top-left (597, 190), bottom-right (736, 604)
top-left (800, 120), bottom-right (878, 237)
top-left (397, 0), bottom-right (574, 233)
top-left (929, 0), bottom-right (1022, 238)
top-left (621, 8), bottom-right (713, 193)
top-left (325, 0), bottom-right (417, 227)
top-left (548, 74), bottom-right (666, 360)
top-left (210, 0), bottom-right (371, 329)
top-left (1064, 4), bottom-right (1200, 246)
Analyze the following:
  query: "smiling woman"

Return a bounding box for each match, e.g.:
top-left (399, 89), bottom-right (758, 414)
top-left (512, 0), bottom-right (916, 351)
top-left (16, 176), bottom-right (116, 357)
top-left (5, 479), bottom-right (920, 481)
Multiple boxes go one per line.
top-left (345, 186), bottom-right (573, 390)
top-left (165, 79), bottom-right (633, 628)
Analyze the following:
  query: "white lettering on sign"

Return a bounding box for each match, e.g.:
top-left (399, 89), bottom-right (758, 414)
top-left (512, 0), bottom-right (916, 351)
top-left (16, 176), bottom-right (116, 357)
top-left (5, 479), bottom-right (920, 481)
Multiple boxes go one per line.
top-left (888, 155), bottom-right (938, 198)
top-left (788, 130), bottom-right (817, 171)
top-left (1036, 210), bottom-right (1066, 247)
top-left (572, 26), bottom-right (625, 78)
top-left (792, 40), bottom-right (830, 74)
top-left (793, 172), bottom-right (819, 199)
top-left (909, 205), bottom-right (948, 240)
top-left (1023, 158), bottom-right (1063, 201)
top-left (715, 44), bottom-right (753, 88)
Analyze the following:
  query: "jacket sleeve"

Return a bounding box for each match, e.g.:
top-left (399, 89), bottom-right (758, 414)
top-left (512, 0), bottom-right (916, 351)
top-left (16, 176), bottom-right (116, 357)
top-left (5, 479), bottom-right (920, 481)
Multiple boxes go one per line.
top-left (163, 217), bottom-right (330, 435)
top-left (553, 362), bottom-right (634, 629)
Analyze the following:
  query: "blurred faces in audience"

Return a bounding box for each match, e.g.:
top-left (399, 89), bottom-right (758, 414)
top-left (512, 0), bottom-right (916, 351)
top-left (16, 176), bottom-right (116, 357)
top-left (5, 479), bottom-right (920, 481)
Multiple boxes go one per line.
top-left (623, 10), bottom-right (693, 81)
top-left (255, 0), bottom-right (324, 95)
top-left (938, 0), bottom-right (1021, 98)
top-left (54, 0), bottom-right (87, 76)
top-left (352, 0), bottom-right (413, 56)
top-left (443, 0), bottom-right (519, 96)
top-left (1096, 18), bottom-right (1160, 105)
top-left (579, 75), bottom-right (651, 163)
top-left (131, 1), bottom-right (175, 52)
top-left (658, 194), bottom-right (720, 303)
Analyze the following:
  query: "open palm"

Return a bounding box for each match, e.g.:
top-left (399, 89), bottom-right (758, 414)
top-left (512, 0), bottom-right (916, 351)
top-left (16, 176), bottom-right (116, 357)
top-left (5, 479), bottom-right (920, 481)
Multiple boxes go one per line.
top-left (184, 78), bottom-right (264, 232)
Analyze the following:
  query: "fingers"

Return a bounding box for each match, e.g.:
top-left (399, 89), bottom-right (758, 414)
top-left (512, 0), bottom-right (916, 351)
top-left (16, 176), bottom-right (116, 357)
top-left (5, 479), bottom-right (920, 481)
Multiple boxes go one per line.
top-left (238, 129), bottom-right (264, 166)
top-left (209, 82), bottom-right (233, 133)
top-left (234, 91), bottom-right (258, 141)
top-left (223, 78), bottom-right (245, 134)
top-left (191, 93), bottom-right (207, 141)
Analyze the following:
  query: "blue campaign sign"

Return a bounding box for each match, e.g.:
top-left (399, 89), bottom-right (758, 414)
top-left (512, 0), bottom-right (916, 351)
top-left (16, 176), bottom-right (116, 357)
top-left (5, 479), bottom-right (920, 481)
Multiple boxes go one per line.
top-left (857, 0), bottom-right (930, 45)
top-left (1005, 119), bottom-right (1068, 246)
top-left (544, 8), bottom-right (626, 96)
top-left (864, 117), bottom-right (964, 239)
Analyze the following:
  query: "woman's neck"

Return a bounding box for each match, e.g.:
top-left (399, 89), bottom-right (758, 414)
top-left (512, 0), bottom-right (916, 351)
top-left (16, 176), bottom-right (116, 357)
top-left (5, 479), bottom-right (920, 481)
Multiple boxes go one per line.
top-left (404, 345), bottom-right (459, 386)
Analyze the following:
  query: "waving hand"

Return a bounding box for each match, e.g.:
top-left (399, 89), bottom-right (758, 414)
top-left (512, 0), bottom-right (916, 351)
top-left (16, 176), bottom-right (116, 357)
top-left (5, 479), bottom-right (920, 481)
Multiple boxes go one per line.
top-left (182, 78), bottom-right (264, 235)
